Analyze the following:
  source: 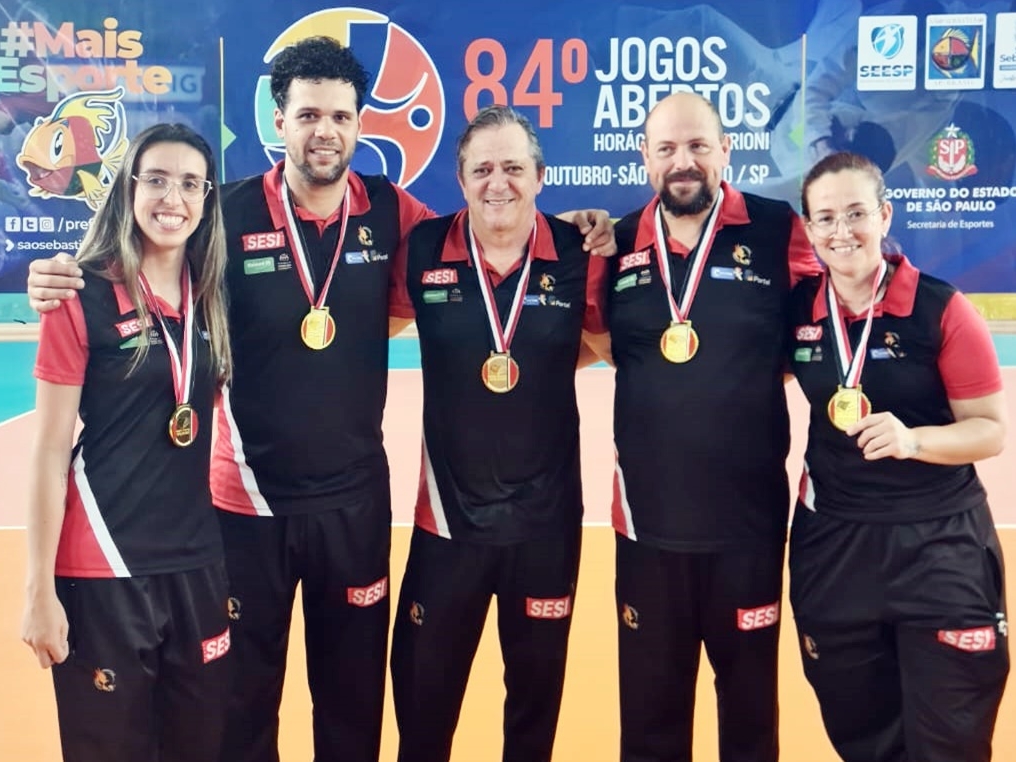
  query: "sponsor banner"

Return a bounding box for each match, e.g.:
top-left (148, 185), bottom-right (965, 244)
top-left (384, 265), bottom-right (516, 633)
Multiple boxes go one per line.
top-left (1, 0), bottom-right (1014, 306)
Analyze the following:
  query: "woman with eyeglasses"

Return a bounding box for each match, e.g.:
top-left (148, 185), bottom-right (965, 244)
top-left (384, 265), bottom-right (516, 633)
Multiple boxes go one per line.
top-left (20, 123), bottom-right (233, 762)
top-left (786, 151), bottom-right (1009, 762)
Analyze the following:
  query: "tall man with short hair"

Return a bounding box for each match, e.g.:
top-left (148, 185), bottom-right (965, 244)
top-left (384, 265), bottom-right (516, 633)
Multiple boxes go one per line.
top-left (585, 92), bottom-right (821, 762)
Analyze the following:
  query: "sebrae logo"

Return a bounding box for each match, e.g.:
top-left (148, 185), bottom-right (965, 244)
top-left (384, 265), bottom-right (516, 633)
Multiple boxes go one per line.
top-left (16, 87), bottom-right (128, 210)
top-left (254, 8), bottom-right (445, 188)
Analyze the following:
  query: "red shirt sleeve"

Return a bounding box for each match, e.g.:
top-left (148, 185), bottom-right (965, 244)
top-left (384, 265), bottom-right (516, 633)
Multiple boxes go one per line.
top-left (938, 292), bottom-right (1003, 399)
top-left (389, 185), bottom-right (437, 319)
top-left (788, 212), bottom-right (822, 287)
top-left (34, 297), bottom-right (88, 386)
top-left (583, 256), bottom-right (609, 333)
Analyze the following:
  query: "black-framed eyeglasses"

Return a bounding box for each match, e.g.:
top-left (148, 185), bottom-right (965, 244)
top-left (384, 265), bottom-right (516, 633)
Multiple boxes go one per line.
top-left (133, 173), bottom-right (213, 203)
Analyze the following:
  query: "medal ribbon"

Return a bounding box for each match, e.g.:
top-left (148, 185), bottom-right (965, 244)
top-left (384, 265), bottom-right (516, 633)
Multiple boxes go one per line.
top-left (653, 186), bottom-right (725, 323)
top-left (467, 222), bottom-right (536, 354)
top-left (826, 257), bottom-right (888, 388)
top-left (139, 264), bottom-right (195, 408)
top-left (280, 174), bottom-right (350, 308)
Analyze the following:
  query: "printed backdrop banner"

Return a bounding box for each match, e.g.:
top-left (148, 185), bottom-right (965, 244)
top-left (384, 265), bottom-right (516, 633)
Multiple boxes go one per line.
top-left (1, 0), bottom-right (1014, 317)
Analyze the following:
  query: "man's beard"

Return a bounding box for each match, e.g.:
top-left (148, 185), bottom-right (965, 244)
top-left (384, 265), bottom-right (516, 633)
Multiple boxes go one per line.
top-left (658, 170), bottom-right (713, 216)
top-left (292, 148), bottom-right (350, 187)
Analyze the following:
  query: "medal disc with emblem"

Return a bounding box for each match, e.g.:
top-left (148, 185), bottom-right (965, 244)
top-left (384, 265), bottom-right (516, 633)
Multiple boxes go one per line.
top-left (481, 352), bottom-right (520, 393)
top-left (168, 403), bottom-right (198, 447)
top-left (827, 385), bottom-right (871, 432)
top-left (660, 321), bottom-right (699, 363)
top-left (301, 306), bottom-right (336, 350)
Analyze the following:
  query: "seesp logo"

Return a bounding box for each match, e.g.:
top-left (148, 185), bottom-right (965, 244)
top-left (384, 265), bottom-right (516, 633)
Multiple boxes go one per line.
top-left (857, 16), bottom-right (917, 91)
top-left (254, 8), bottom-right (445, 188)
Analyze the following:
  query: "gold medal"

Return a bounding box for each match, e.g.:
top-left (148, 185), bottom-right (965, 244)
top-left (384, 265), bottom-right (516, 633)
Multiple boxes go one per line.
top-left (660, 321), bottom-right (699, 363)
top-left (301, 306), bottom-right (336, 350)
top-left (481, 352), bottom-right (520, 393)
top-left (827, 385), bottom-right (871, 432)
top-left (168, 404), bottom-right (198, 447)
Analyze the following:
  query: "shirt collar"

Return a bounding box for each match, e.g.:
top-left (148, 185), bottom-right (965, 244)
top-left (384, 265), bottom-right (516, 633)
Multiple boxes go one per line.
top-left (811, 253), bottom-right (919, 322)
top-left (440, 209), bottom-right (560, 265)
top-left (113, 281), bottom-right (181, 319)
top-left (632, 180), bottom-right (751, 255)
top-left (263, 160), bottom-right (371, 229)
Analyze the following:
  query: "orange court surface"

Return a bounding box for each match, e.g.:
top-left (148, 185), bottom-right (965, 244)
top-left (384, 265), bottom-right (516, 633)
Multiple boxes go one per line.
top-left (1, 367), bottom-right (1014, 761)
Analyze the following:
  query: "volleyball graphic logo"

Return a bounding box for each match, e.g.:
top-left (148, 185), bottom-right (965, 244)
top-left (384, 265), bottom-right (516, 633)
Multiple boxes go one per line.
top-left (254, 8), bottom-right (445, 188)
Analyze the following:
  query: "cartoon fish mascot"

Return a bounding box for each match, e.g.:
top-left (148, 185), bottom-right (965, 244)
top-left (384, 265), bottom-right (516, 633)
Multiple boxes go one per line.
top-left (16, 87), bottom-right (128, 210)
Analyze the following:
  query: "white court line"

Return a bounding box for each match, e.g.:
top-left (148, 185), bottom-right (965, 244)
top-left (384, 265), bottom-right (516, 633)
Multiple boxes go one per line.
top-left (0, 410), bottom-right (33, 428)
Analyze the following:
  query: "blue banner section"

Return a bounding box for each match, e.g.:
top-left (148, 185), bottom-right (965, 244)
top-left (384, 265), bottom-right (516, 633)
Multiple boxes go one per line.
top-left (1, 1), bottom-right (1013, 299)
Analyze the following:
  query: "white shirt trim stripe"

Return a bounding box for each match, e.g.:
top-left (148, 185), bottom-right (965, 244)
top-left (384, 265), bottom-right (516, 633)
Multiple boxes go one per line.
top-left (221, 386), bottom-right (273, 516)
top-left (72, 450), bottom-right (130, 577)
top-left (422, 434), bottom-right (451, 539)
top-left (614, 452), bottom-right (637, 540)
top-left (799, 459), bottom-right (816, 511)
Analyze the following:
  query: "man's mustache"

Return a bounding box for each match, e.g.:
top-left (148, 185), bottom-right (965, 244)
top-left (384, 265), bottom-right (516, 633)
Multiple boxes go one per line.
top-left (665, 170), bottom-right (706, 184)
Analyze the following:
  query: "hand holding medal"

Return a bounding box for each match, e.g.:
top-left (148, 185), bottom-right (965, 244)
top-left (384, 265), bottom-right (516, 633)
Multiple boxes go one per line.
top-left (843, 410), bottom-right (921, 460)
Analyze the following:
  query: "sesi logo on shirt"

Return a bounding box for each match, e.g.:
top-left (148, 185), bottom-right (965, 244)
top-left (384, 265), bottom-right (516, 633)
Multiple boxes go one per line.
top-left (421, 268), bottom-right (459, 285)
top-left (242, 231), bottom-right (285, 252)
top-left (202, 628), bottom-right (231, 663)
top-left (737, 602), bottom-right (780, 631)
top-left (937, 626), bottom-right (996, 652)
top-left (795, 325), bottom-right (823, 341)
top-left (526, 596), bottom-right (572, 620)
top-left (347, 577), bottom-right (389, 607)
top-left (114, 315), bottom-right (150, 338)
top-left (618, 249), bottom-right (652, 272)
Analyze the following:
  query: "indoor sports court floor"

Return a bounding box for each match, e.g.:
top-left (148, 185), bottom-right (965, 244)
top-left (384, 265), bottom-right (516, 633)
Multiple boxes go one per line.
top-left (1, 336), bottom-right (1014, 761)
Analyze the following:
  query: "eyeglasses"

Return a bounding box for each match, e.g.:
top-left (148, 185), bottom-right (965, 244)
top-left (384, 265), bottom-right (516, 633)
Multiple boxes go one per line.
top-left (133, 173), bottom-right (213, 203)
top-left (806, 205), bottom-right (883, 236)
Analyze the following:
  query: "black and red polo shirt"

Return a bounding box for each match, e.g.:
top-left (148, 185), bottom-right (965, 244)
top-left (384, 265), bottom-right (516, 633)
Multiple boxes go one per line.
top-left (211, 162), bottom-right (433, 516)
top-left (789, 254), bottom-right (1002, 522)
top-left (596, 182), bottom-right (821, 550)
top-left (407, 210), bottom-right (607, 543)
top-left (35, 271), bottom-right (221, 577)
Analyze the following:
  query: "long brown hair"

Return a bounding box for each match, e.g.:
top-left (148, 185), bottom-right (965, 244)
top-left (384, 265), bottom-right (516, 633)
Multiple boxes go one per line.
top-left (75, 123), bottom-right (232, 381)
